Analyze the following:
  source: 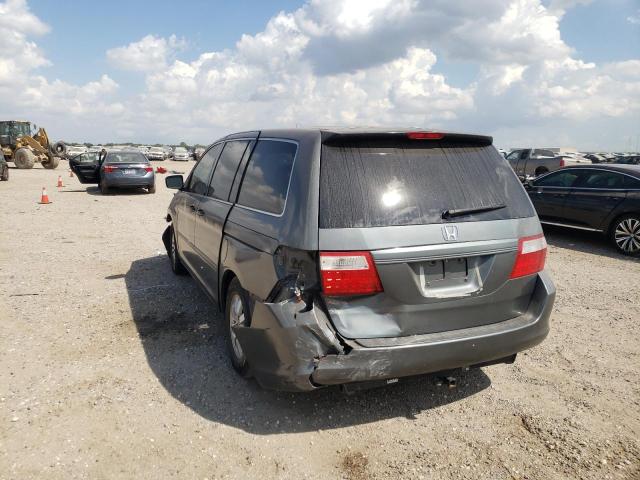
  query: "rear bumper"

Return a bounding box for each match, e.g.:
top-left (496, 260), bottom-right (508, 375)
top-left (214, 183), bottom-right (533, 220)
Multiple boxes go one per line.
top-left (236, 271), bottom-right (555, 392)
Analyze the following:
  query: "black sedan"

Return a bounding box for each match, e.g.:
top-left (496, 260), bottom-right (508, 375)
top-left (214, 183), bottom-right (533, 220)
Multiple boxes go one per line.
top-left (526, 164), bottom-right (640, 255)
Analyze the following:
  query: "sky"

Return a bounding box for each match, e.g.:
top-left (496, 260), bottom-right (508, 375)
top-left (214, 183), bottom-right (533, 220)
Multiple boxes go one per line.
top-left (0, 0), bottom-right (639, 150)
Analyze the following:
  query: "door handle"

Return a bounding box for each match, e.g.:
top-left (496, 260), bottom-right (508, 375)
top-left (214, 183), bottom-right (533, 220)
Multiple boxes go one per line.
top-left (189, 204), bottom-right (197, 212)
top-left (195, 209), bottom-right (205, 216)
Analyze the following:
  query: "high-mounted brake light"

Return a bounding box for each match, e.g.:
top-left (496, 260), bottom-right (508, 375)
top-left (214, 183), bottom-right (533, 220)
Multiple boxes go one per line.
top-left (407, 132), bottom-right (444, 140)
top-left (320, 251), bottom-right (383, 296)
top-left (510, 234), bottom-right (547, 279)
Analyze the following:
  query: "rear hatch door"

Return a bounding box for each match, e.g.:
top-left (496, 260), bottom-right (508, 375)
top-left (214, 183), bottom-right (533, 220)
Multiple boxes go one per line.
top-left (318, 132), bottom-right (540, 340)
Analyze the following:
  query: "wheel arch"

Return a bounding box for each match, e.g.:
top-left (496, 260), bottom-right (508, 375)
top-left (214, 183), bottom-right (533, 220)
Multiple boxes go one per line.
top-left (219, 269), bottom-right (237, 312)
top-left (606, 210), bottom-right (640, 235)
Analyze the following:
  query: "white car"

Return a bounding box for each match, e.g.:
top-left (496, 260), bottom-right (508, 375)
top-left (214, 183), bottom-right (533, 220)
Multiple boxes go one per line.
top-left (66, 145), bottom-right (88, 159)
top-left (147, 147), bottom-right (166, 161)
top-left (173, 147), bottom-right (190, 161)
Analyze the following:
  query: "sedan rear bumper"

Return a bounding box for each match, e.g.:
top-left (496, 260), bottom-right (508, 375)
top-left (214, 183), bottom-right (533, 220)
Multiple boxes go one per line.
top-left (235, 271), bottom-right (555, 392)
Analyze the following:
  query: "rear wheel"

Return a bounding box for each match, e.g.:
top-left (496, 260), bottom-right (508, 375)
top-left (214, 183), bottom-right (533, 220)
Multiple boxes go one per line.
top-left (225, 278), bottom-right (251, 377)
top-left (535, 167), bottom-right (548, 177)
top-left (100, 179), bottom-right (110, 195)
top-left (169, 226), bottom-right (187, 275)
top-left (147, 184), bottom-right (156, 194)
top-left (611, 215), bottom-right (640, 256)
top-left (13, 148), bottom-right (35, 169)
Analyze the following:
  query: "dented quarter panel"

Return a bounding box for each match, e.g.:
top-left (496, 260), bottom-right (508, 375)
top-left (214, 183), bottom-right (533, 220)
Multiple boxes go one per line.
top-left (233, 300), bottom-right (340, 391)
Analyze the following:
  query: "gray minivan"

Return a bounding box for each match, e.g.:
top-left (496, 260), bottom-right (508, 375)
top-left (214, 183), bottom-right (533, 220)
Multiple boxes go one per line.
top-left (163, 129), bottom-right (555, 392)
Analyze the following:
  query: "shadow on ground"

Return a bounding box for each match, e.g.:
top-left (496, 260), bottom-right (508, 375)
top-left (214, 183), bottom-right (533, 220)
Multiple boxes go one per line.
top-left (543, 224), bottom-right (640, 262)
top-left (124, 255), bottom-right (491, 434)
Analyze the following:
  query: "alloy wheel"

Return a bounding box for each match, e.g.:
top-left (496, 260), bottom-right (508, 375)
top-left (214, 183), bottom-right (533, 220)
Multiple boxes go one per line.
top-left (228, 293), bottom-right (247, 362)
top-left (614, 218), bottom-right (640, 254)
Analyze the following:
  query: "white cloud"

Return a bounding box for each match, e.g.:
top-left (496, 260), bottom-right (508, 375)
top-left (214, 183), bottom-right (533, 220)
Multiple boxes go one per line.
top-left (628, 9), bottom-right (640, 25)
top-left (106, 34), bottom-right (186, 72)
top-left (0, 0), bottom-right (122, 141)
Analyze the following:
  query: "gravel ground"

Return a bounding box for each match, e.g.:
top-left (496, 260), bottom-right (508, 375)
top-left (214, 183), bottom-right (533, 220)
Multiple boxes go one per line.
top-left (1, 161), bottom-right (639, 480)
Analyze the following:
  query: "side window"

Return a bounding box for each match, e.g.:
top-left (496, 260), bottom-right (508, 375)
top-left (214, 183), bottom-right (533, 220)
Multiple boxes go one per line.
top-left (237, 140), bottom-right (297, 215)
top-left (579, 170), bottom-right (625, 189)
top-left (77, 152), bottom-right (99, 163)
top-left (505, 150), bottom-right (520, 162)
top-left (187, 143), bottom-right (223, 196)
top-left (535, 170), bottom-right (581, 187)
top-left (207, 140), bottom-right (249, 200)
top-left (623, 175), bottom-right (640, 188)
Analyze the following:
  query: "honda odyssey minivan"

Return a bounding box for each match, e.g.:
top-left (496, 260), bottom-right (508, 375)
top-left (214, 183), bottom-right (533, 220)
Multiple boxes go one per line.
top-left (162, 129), bottom-right (555, 392)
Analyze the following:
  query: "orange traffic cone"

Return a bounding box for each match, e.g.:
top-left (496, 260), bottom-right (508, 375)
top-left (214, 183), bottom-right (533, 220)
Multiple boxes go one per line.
top-left (57, 175), bottom-right (64, 188)
top-left (38, 187), bottom-right (51, 204)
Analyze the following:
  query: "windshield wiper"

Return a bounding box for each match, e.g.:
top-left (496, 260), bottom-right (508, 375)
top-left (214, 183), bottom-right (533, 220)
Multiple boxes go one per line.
top-left (442, 204), bottom-right (506, 219)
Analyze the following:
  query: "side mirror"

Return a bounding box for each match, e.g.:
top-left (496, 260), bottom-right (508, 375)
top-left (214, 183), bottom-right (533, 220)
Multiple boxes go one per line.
top-left (165, 175), bottom-right (184, 190)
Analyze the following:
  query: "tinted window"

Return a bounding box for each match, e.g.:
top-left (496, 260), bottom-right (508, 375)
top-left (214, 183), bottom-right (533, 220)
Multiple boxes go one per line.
top-left (535, 170), bottom-right (581, 187)
top-left (237, 140), bottom-right (297, 215)
top-left (208, 141), bottom-right (249, 200)
top-left (320, 143), bottom-right (534, 229)
top-left (188, 143), bottom-right (222, 196)
top-left (623, 175), bottom-right (640, 188)
top-left (579, 170), bottom-right (625, 189)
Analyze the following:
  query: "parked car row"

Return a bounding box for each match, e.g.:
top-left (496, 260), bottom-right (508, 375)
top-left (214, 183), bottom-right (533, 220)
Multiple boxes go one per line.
top-left (505, 148), bottom-right (640, 181)
top-left (526, 164), bottom-right (640, 255)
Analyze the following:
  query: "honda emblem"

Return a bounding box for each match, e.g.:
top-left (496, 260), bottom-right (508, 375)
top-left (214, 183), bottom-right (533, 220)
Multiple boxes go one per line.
top-left (442, 224), bottom-right (459, 242)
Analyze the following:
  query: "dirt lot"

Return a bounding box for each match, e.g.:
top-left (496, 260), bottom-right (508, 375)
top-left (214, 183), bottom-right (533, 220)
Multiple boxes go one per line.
top-left (1, 161), bottom-right (639, 480)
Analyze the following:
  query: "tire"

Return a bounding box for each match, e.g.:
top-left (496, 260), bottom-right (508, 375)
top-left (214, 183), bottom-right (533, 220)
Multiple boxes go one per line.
top-left (147, 183), bottom-right (156, 194)
top-left (0, 164), bottom-right (8, 181)
top-left (169, 226), bottom-right (187, 275)
top-left (52, 141), bottom-right (67, 157)
top-left (224, 278), bottom-right (252, 377)
top-left (13, 148), bottom-right (35, 169)
top-left (535, 167), bottom-right (548, 177)
top-left (100, 179), bottom-right (110, 195)
top-left (610, 215), bottom-right (640, 256)
top-left (43, 156), bottom-right (60, 169)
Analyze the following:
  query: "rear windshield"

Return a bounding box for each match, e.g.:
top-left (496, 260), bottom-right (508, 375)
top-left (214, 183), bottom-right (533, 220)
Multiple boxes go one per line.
top-left (319, 142), bottom-right (534, 228)
top-left (106, 152), bottom-right (148, 163)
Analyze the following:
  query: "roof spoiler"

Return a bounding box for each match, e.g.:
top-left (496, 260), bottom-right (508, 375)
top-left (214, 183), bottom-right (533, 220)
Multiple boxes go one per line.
top-left (321, 131), bottom-right (493, 147)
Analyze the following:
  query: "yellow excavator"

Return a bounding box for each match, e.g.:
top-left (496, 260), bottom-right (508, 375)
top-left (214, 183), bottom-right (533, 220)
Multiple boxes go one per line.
top-left (0, 120), bottom-right (66, 169)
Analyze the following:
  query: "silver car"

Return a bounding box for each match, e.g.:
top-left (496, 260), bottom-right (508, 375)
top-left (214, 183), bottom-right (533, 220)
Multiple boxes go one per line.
top-left (70, 150), bottom-right (155, 194)
top-left (163, 128), bottom-right (555, 392)
top-left (173, 146), bottom-right (190, 161)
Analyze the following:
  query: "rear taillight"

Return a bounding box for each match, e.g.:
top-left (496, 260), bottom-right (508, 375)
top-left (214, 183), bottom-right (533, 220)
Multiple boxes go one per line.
top-left (559, 159), bottom-right (565, 167)
top-left (320, 251), bottom-right (383, 296)
top-left (144, 166), bottom-right (153, 172)
top-left (510, 234), bottom-right (547, 279)
top-left (407, 131), bottom-right (444, 140)
top-left (103, 165), bottom-right (117, 173)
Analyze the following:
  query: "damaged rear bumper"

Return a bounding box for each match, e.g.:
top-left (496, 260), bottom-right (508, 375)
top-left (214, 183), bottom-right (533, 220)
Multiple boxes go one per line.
top-left (234, 271), bottom-right (555, 392)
